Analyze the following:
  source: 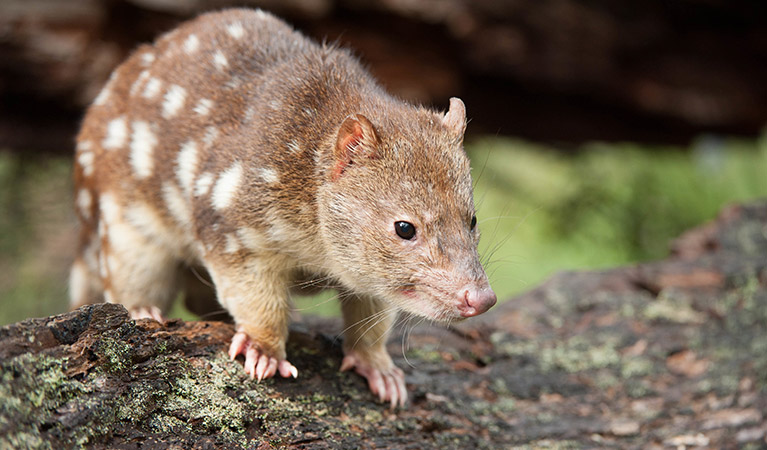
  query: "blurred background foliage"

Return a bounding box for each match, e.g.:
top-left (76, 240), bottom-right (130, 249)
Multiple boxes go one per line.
top-left (2, 132), bottom-right (766, 324)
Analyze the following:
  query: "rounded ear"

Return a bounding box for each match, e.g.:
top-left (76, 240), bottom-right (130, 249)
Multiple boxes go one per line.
top-left (441, 97), bottom-right (467, 137)
top-left (332, 114), bottom-right (379, 181)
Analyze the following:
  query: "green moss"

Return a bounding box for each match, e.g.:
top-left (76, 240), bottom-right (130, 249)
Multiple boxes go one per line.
top-left (538, 337), bottom-right (622, 373)
top-left (642, 290), bottom-right (705, 324)
top-left (625, 379), bottom-right (653, 398)
top-left (163, 364), bottom-right (251, 434)
top-left (94, 337), bottom-right (134, 374)
top-left (0, 353), bottom-right (104, 449)
top-left (363, 409), bottom-right (383, 423)
top-left (620, 356), bottom-right (655, 379)
top-left (405, 346), bottom-right (450, 364)
top-left (594, 370), bottom-right (619, 389)
top-left (1, 432), bottom-right (52, 450)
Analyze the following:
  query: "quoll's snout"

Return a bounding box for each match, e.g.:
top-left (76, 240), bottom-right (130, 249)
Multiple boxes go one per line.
top-left (458, 283), bottom-right (497, 318)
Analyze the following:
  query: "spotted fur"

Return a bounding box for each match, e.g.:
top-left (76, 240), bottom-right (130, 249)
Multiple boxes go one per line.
top-left (71, 8), bottom-right (495, 408)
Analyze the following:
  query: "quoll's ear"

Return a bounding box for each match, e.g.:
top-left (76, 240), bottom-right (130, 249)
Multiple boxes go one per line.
top-left (332, 114), bottom-right (379, 181)
top-left (441, 97), bottom-right (467, 137)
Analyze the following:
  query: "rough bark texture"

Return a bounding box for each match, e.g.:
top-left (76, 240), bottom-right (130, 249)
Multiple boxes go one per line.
top-left (2, 201), bottom-right (766, 448)
top-left (2, 0), bottom-right (767, 152)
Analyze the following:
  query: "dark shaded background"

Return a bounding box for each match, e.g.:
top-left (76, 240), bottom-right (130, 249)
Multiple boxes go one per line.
top-left (1, 0), bottom-right (766, 153)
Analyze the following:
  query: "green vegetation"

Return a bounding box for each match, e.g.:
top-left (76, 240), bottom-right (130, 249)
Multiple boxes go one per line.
top-left (0, 155), bottom-right (73, 325)
top-left (1, 132), bottom-right (766, 324)
top-left (469, 134), bottom-right (767, 299)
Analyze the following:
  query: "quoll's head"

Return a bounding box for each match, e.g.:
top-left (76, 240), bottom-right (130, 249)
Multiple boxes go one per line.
top-left (319, 98), bottom-right (497, 322)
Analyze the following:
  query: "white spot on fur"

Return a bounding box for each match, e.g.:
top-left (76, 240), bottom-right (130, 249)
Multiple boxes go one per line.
top-left (100, 259), bottom-right (109, 281)
top-left (130, 70), bottom-right (151, 97)
top-left (162, 84), bottom-right (186, 119)
top-left (123, 203), bottom-right (166, 238)
top-left (129, 121), bottom-right (157, 179)
top-left (258, 167), bottom-right (279, 184)
top-left (94, 72), bottom-right (118, 106)
top-left (99, 192), bottom-right (121, 224)
top-left (77, 149), bottom-right (95, 177)
top-left (266, 215), bottom-right (291, 242)
top-left (243, 105), bottom-right (256, 122)
top-left (102, 116), bottom-right (127, 150)
top-left (69, 260), bottom-right (90, 305)
top-left (93, 86), bottom-right (110, 106)
top-left (140, 52), bottom-right (155, 67)
top-left (287, 140), bottom-right (301, 154)
top-left (176, 140), bottom-right (198, 195)
top-left (268, 99), bottom-right (281, 110)
top-left (224, 76), bottom-right (242, 90)
top-left (193, 98), bottom-right (213, 116)
top-left (106, 254), bottom-right (120, 276)
top-left (213, 50), bottom-right (228, 70)
top-left (142, 77), bottom-right (162, 99)
top-left (227, 22), bottom-right (244, 39)
top-left (183, 34), bottom-right (199, 54)
top-left (77, 189), bottom-right (92, 219)
top-left (212, 163), bottom-right (242, 210)
top-left (162, 182), bottom-right (192, 227)
top-left (237, 227), bottom-right (265, 251)
top-left (194, 172), bottom-right (214, 197)
top-left (224, 233), bottom-right (241, 253)
top-left (202, 126), bottom-right (219, 147)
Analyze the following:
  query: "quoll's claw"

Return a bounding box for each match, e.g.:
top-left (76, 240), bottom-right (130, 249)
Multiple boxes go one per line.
top-left (130, 306), bottom-right (165, 323)
top-left (228, 331), bottom-right (298, 381)
top-left (341, 352), bottom-right (407, 409)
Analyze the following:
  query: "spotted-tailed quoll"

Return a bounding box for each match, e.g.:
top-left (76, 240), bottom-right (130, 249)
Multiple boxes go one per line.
top-left (70, 8), bottom-right (496, 408)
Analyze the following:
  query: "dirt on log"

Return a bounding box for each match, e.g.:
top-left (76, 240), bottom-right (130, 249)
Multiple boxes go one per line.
top-left (1, 201), bottom-right (766, 449)
top-left (2, 0), bottom-right (767, 152)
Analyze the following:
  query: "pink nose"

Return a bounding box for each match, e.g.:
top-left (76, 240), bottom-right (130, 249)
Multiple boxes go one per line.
top-left (459, 285), bottom-right (497, 317)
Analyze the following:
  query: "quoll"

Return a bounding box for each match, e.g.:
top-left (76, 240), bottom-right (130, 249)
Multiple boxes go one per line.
top-left (70, 8), bottom-right (497, 407)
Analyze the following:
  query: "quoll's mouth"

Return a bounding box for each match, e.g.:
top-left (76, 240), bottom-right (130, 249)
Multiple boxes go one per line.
top-left (398, 283), bottom-right (497, 321)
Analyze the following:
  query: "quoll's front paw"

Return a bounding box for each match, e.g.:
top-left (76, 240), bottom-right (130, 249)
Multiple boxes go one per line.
top-left (341, 351), bottom-right (407, 409)
top-left (229, 331), bottom-right (298, 381)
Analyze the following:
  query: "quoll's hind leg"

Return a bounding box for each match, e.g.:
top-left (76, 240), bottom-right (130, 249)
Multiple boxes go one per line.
top-left (340, 294), bottom-right (406, 408)
top-left (97, 199), bottom-right (181, 323)
top-left (205, 255), bottom-right (298, 381)
top-left (69, 227), bottom-right (105, 309)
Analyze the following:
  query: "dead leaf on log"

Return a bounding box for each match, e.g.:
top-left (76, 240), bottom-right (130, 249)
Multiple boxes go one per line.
top-left (656, 271), bottom-right (725, 290)
top-left (666, 350), bottom-right (710, 377)
top-left (664, 433), bottom-right (711, 447)
top-left (702, 408), bottom-right (763, 430)
top-left (609, 419), bottom-right (641, 436)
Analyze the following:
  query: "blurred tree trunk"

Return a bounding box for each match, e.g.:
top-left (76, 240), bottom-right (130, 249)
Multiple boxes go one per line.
top-left (1, 0), bottom-right (766, 151)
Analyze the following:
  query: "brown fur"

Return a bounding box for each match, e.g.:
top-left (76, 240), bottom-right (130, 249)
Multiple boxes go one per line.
top-left (71, 8), bottom-right (494, 406)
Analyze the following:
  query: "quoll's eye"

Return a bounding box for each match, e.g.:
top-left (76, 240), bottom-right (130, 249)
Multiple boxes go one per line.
top-left (394, 221), bottom-right (416, 240)
top-left (470, 215), bottom-right (477, 230)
